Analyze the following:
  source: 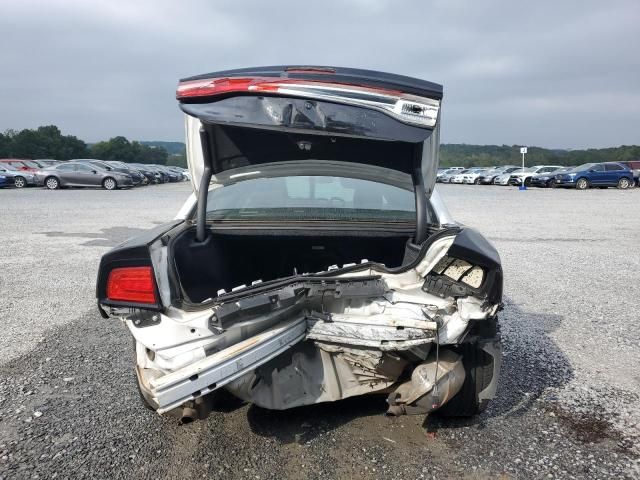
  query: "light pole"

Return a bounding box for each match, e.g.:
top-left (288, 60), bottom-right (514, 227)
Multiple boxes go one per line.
top-left (519, 147), bottom-right (528, 190)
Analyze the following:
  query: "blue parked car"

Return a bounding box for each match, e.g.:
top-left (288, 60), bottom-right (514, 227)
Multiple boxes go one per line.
top-left (0, 174), bottom-right (8, 187)
top-left (554, 162), bottom-right (634, 190)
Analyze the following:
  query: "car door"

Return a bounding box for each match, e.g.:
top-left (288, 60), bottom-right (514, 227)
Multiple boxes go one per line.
top-left (586, 164), bottom-right (606, 185)
top-left (54, 163), bottom-right (77, 185)
top-left (75, 163), bottom-right (102, 187)
top-left (605, 163), bottom-right (632, 185)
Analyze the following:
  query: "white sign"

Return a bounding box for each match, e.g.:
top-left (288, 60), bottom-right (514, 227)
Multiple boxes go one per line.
top-left (520, 147), bottom-right (528, 154)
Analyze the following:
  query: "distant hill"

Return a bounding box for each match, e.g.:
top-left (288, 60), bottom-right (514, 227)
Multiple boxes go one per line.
top-left (138, 141), bottom-right (640, 168)
top-left (139, 141), bottom-right (186, 156)
top-left (440, 144), bottom-right (640, 168)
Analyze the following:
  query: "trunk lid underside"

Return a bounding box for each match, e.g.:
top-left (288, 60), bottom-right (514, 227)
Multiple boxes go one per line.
top-left (178, 65), bottom-right (442, 194)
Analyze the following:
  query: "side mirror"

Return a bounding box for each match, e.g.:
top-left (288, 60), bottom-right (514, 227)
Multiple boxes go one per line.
top-left (92, 170), bottom-right (97, 174)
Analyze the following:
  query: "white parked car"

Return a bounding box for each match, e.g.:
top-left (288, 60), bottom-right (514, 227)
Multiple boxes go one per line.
top-left (449, 170), bottom-right (470, 183)
top-left (462, 168), bottom-right (489, 184)
top-left (437, 168), bottom-right (461, 182)
top-left (96, 65), bottom-right (503, 423)
top-left (509, 165), bottom-right (564, 186)
top-left (493, 167), bottom-right (525, 185)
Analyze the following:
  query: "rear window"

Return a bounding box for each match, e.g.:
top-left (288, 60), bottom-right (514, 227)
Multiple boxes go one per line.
top-left (605, 164), bottom-right (623, 171)
top-left (206, 176), bottom-right (415, 222)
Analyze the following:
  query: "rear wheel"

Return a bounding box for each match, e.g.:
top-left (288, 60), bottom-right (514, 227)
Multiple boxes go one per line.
top-left (438, 319), bottom-right (501, 417)
top-left (474, 178), bottom-right (481, 185)
top-left (575, 178), bottom-right (589, 190)
top-left (524, 177), bottom-right (531, 187)
top-left (13, 176), bottom-right (26, 188)
top-left (102, 177), bottom-right (117, 190)
top-left (548, 180), bottom-right (556, 188)
top-left (45, 176), bottom-right (59, 190)
top-left (617, 177), bottom-right (631, 190)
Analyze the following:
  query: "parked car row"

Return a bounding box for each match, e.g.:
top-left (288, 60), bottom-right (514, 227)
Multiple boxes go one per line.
top-left (437, 161), bottom-right (639, 189)
top-left (0, 158), bottom-right (189, 189)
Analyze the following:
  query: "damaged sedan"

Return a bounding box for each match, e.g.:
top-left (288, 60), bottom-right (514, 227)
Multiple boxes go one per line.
top-left (96, 66), bottom-right (503, 423)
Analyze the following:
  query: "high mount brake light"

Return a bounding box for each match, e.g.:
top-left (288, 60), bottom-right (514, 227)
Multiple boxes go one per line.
top-left (106, 266), bottom-right (157, 304)
top-left (284, 66), bottom-right (336, 74)
top-left (176, 77), bottom-right (440, 128)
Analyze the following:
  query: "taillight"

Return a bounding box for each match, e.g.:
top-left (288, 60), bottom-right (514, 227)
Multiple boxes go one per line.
top-left (106, 266), bottom-right (157, 304)
top-left (176, 77), bottom-right (440, 128)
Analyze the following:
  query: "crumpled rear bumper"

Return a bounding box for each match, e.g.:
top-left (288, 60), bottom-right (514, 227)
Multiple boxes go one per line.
top-left (139, 317), bottom-right (307, 413)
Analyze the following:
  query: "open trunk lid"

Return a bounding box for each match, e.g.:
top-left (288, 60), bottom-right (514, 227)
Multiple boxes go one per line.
top-left (177, 65), bottom-right (442, 195)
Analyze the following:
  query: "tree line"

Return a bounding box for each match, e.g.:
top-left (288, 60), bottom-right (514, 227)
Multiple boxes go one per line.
top-left (440, 144), bottom-right (640, 168)
top-left (1, 125), bottom-right (637, 170)
top-left (0, 125), bottom-right (186, 167)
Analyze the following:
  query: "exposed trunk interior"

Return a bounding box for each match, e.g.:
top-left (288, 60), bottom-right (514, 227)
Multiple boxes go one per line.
top-left (172, 227), bottom-right (412, 304)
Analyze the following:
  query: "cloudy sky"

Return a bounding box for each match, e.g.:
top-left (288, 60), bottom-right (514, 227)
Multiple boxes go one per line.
top-left (1, 0), bottom-right (638, 148)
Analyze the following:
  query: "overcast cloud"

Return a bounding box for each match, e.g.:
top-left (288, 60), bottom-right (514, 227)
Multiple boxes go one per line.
top-left (1, 0), bottom-right (638, 148)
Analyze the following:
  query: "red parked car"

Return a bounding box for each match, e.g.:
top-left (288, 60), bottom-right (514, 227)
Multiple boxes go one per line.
top-left (0, 159), bottom-right (41, 172)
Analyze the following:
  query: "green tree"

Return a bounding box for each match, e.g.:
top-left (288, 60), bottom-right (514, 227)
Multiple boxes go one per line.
top-left (0, 132), bottom-right (10, 157)
top-left (166, 154), bottom-right (187, 168)
top-left (3, 125), bottom-right (87, 159)
top-left (90, 136), bottom-right (168, 165)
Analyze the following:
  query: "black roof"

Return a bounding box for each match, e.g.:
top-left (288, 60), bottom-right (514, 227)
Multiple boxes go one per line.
top-left (180, 65), bottom-right (443, 100)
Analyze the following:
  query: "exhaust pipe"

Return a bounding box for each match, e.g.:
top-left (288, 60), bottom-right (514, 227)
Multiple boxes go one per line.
top-left (386, 349), bottom-right (465, 416)
top-left (177, 395), bottom-right (213, 425)
top-left (179, 406), bottom-right (198, 425)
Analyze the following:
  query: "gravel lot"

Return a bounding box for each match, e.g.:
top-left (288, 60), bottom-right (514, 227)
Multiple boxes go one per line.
top-left (1, 183), bottom-right (639, 479)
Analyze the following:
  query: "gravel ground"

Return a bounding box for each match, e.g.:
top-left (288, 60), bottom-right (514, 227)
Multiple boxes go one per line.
top-left (0, 182), bottom-right (639, 479)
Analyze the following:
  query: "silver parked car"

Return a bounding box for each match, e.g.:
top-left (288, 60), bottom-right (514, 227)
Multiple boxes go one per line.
top-left (0, 163), bottom-right (36, 188)
top-left (35, 162), bottom-right (134, 190)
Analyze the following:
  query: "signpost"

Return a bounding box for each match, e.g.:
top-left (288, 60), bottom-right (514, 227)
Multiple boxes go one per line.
top-left (519, 147), bottom-right (528, 190)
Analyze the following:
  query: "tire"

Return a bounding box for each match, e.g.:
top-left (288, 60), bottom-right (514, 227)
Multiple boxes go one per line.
top-left (102, 177), bottom-right (117, 190)
top-left (524, 177), bottom-right (531, 187)
top-left (45, 176), bottom-right (60, 190)
top-left (575, 177), bottom-right (589, 190)
top-left (14, 176), bottom-right (26, 188)
top-left (617, 177), bottom-right (631, 190)
top-left (438, 319), bottom-right (500, 417)
top-left (548, 180), bottom-right (557, 188)
top-left (474, 178), bottom-right (481, 185)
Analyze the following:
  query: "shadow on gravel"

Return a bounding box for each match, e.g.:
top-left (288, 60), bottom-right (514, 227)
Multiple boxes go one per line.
top-left (246, 394), bottom-right (389, 444)
top-left (425, 297), bottom-right (573, 432)
top-left (41, 226), bottom-right (152, 247)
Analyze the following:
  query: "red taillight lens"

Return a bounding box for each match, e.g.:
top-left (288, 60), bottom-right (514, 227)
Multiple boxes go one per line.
top-left (106, 266), bottom-right (157, 304)
top-left (176, 76), bottom-right (401, 100)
